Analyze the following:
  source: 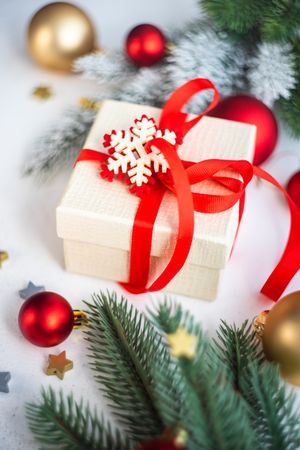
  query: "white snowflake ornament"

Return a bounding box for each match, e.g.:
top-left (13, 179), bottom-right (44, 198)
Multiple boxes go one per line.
top-left (101, 115), bottom-right (177, 195)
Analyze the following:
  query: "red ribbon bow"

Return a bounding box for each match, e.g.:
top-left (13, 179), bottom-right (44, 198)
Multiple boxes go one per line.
top-left (76, 78), bottom-right (300, 301)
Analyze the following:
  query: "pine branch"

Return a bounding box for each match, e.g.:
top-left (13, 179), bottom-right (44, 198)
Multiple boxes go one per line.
top-left (150, 301), bottom-right (258, 450)
top-left (167, 24), bottom-right (247, 111)
top-left (26, 387), bottom-right (130, 450)
top-left (261, 0), bottom-right (300, 42)
top-left (248, 42), bottom-right (296, 106)
top-left (74, 50), bottom-right (137, 84)
top-left (201, 0), bottom-right (266, 35)
top-left (212, 320), bottom-right (263, 389)
top-left (84, 291), bottom-right (166, 442)
top-left (277, 83), bottom-right (300, 137)
top-left (276, 41), bottom-right (300, 137)
top-left (115, 66), bottom-right (171, 108)
top-left (149, 299), bottom-right (187, 334)
top-left (213, 321), bottom-right (300, 449)
top-left (241, 363), bottom-right (300, 450)
top-left (22, 105), bottom-right (96, 179)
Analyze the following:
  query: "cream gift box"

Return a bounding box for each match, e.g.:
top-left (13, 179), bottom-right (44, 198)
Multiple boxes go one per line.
top-left (56, 100), bottom-right (255, 300)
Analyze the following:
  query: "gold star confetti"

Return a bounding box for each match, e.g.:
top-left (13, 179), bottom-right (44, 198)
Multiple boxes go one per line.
top-left (32, 85), bottom-right (53, 100)
top-left (46, 351), bottom-right (73, 380)
top-left (166, 327), bottom-right (197, 359)
top-left (79, 96), bottom-right (101, 110)
top-left (0, 251), bottom-right (8, 268)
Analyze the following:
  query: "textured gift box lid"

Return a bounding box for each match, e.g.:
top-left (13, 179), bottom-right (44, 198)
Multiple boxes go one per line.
top-left (57, 100), bottom-right (255, 270)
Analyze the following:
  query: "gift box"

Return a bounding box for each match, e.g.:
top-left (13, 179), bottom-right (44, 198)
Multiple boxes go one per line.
top-left (56, 97), bottom-right (255, 300)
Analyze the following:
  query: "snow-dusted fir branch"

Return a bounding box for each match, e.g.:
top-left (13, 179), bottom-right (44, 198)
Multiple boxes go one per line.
top-left (248, 42), bottom-right (296, 106)
top-left (116, 66), bottom-right (171, 107)
top-left (167, 25), bottom-right (246, 112)
top-left (22, 104), bottom-right (97, 179)
top-left (74, 50), bottom-right (137, 84)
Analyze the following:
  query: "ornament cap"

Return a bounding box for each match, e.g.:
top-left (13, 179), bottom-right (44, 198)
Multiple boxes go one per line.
top-left (253, 310), bottom-right (270, 338)
top-left (73, 310), bottom-right (88, 329)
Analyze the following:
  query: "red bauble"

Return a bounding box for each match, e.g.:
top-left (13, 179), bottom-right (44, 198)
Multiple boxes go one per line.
top-left (18, 292), bottom-right (74, 347)
top-left (210, 95), bottom-right (278, 166)
top-left (126, 24), bottom-right (166, 67)
top-left (287, 171), bottom-right (300, 210)
top-left (136, 439), bottom-right (185, 450)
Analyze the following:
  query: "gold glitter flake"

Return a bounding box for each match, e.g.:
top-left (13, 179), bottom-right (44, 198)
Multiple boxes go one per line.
top-left (32, 85), bottom-right (53, 100)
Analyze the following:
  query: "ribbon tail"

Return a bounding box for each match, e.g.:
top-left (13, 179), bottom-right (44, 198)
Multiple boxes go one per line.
top-left (261, 245), bottom-right (300, 301)
top-left (254, 166), bottom-right (300, 301)
top-left (121, 184), bottom-right (165, 294)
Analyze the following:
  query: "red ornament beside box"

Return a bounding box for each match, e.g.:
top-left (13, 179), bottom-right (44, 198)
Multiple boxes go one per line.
top-left (56, 79), bottom-right (300, 301)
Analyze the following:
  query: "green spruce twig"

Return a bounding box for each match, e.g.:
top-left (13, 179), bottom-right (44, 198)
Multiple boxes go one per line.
top-left (213, 320), bottom-right (263, 388)
top-left (84, 291), bottom-right (166, 442)
top-left (26, 387), bottom-right (130, 450)
top-left (150, 300), bottom-right (258, 450)
top-left (241, 363), bottom-right (300, 450)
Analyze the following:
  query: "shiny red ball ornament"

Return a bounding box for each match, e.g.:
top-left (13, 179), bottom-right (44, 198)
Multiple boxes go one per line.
top-left (287, 171), bottom-right (300, 210)
top-left (126, 24), bottom-right (166, 67)
top-left (210, 95), bottom-right (278, 166)
top-left (136, 439), bottom-right (185, 450)
top-left (18, 291), bottom-right (74, 347)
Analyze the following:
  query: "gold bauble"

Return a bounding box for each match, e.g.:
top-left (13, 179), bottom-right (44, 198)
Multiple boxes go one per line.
top-left (27, 2), bottom-right (96, 71)
top-left (263, 291), bottom-right (300, 386)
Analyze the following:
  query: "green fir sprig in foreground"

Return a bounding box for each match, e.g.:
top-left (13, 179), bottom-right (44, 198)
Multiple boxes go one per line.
top-left (27, 291), bottom-right (300, 450)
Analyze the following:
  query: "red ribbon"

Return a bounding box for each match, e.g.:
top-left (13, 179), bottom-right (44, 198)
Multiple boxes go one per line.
top-left (75, 78), bottom-right (300, 301)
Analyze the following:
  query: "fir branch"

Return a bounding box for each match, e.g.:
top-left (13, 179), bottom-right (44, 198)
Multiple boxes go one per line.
top-left (23, 105), bottom-right (96, 179)
top-left (115, 66), bottom-right (171, 108)
top-left (149, 299), bottom-right (187, 334)
top-left (261, 0), bottom-right (300, 42)
top-left (74, 50), bottom-right (137, 84)
top-left (277, 83), bottom-right (300, 137)
top-left (241, 363), bottom-right (300, 450)
top-left (201, 0), bottom-right (266, 35)
top-left (248, 42), bottom-right (296, 106)
top-left (213, 320), bottom-right (263, 389)
top-left (26, 387), bottom-right (130, 450)
top-left (151, 301), bottom-right (258, 450)
top-left (167, 25), bottom-right (247, 111)
top-left (84, 292), bottom-right (166, 442)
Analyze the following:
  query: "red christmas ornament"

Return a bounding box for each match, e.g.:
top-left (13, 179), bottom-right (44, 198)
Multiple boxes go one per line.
top-left (136, 439), bottom-right (186, 450)
top-left (287, 171), bottom-right (300, 210)
top-left (126, 24), bottom-right (166, 67)
top-left (210, 95), bottom-right (278, 166)
top-left (18, 292), bottom-right (74, 347)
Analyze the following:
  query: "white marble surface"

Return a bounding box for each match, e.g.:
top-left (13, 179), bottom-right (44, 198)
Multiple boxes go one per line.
top-left (0, 1), bottom-right (300, 449)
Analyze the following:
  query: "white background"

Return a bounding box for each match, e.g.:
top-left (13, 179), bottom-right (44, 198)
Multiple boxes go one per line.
top-left (1, 1), bottom-right (300, 449)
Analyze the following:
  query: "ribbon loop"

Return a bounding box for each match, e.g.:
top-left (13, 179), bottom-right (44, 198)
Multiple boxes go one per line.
top-left (159, 78), bottom-right (219, 138)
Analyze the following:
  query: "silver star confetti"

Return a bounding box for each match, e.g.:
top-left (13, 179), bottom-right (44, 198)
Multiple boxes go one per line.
top-left (19, 281), bottom-right (45, 300)
top-left (0, 372), bottom-right (11, 393)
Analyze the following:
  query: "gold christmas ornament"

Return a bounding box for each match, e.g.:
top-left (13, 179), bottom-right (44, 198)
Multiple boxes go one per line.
top-left (262, 291), bottom-right (300, 386)
top-left (27, 2), bottom-right (96, 71)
